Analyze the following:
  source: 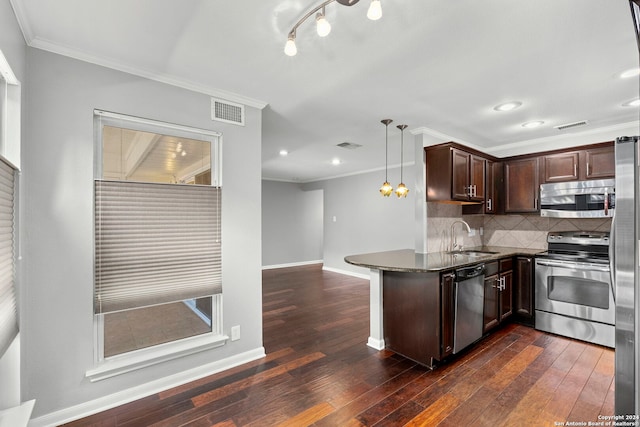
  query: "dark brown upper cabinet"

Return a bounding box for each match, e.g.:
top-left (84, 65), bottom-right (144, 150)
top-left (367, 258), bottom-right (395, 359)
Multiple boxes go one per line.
top-left (429, 141), bottom-right (613, 212)
top-left (485, 161), bottom-right (503, 214)
top-left (504, 157), bottom-right (540, 213)
top-left (426, 145), bottom-right (485, 203)
top-left (540, 143), bottom-right (614, 183)
top-left (541, 151), bottom-right (580, 183)
top-left (584, 145), bottom-right (615, 179)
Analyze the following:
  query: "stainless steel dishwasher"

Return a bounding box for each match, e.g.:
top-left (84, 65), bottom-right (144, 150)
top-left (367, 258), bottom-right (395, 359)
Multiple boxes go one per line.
top-left (453, 263), bottom-right (485, 354)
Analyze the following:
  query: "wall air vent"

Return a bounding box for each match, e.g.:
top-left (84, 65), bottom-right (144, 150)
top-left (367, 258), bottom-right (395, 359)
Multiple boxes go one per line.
top-left (211, 98), bottom-right (245, 126)
top-left (336, 142), bottom-right (362, 149)
top-left (554, 120), bottom-right (588, 131)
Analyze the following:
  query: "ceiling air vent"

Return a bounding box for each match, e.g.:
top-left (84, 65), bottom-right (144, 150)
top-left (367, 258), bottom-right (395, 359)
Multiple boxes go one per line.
top-left (211, 98), bottom-right (245, 126)
top-left (337, 142), bottom-right (362, 149)
top-left (554, 120), bottom-right (588, 131)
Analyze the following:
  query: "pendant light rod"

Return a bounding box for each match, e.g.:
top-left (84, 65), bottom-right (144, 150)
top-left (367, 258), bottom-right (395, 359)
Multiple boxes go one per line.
top-left (379, 118), bottom-right (393, 197)
top-left (382, 119), bottom-right (393, 181)
top-left (397, 124), bottom-right (407, 181)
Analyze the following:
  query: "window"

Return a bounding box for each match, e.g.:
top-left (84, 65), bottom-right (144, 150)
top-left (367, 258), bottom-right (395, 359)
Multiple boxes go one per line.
top-left (0, 155), bottom-right (16, 359)
top-left (90, 110), bottom-right (223, 379)
top-left (0, 56), bottom-right (19, 360)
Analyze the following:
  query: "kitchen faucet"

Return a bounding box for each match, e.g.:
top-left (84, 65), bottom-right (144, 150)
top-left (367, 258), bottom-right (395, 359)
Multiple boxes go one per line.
top-left (450, 220), bottom-right (472, 252)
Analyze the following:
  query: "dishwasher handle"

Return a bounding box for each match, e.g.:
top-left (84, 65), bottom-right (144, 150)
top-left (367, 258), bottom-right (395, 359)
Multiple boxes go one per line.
top-left (455, 264), bottom-right (485, 280)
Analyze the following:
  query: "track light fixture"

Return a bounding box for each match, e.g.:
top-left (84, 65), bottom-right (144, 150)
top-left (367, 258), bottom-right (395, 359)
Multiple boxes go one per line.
top-left (284, 0), bottom-right (383, 57)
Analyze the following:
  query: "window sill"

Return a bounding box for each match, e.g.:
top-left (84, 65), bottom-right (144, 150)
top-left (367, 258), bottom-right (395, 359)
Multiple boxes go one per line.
top-left (86, 333), bottom-right (228, 382)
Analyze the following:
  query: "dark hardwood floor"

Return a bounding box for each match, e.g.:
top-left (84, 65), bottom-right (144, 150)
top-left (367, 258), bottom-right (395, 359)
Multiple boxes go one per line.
top-left (64, 264), bottom-right (614, 426)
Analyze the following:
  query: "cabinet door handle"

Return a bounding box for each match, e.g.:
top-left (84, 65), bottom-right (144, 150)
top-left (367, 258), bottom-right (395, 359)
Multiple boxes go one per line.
top-left (574, 163), bottom-right (577, 177)
top-left (474, 185), bottom-right (478, 198)
top-left (487, 198), bottom-right (492, 211)
top-left (534, 197), bottom-right (538, 210)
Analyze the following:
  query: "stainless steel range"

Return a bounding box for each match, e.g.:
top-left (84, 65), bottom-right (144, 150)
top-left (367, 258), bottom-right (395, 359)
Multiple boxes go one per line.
top-left (535, 230), bottom-right (614, 348)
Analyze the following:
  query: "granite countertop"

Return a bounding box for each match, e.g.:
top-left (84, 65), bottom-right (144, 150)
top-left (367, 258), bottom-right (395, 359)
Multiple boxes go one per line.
top-left (344, 247), bottom-right (543, 273)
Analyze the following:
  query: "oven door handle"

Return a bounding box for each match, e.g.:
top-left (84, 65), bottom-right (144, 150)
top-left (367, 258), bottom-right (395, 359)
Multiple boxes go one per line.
top-left (536, 260), bottom-right (611, 273)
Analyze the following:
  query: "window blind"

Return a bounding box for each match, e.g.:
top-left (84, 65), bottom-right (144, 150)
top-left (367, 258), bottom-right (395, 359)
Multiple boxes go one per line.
top-left (0, 157), bottom-right (16, 358)
top-left (94, 180), bottom-right (221, 314)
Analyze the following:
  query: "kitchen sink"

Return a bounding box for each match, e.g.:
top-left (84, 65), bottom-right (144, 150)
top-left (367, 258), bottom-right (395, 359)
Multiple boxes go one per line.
top-left (447, 250), bottom-right (499, 257)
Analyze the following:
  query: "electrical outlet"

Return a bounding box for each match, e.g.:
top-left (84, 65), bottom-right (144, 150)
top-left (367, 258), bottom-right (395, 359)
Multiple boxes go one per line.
top-left (231, 325), bottom-right (241, 341)
top-left (468, 229), bottom-right (476, 237)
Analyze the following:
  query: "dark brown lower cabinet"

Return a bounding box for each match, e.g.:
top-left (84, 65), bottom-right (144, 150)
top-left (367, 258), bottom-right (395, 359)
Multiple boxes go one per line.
top-left (382, 271), bottom-right (442, 366)
top-left (514, 256), bottom-right (535, 326)
top-left (440, 271), bottom-right (455, 358)
top-left (483, 258), bottom-right (513, 333)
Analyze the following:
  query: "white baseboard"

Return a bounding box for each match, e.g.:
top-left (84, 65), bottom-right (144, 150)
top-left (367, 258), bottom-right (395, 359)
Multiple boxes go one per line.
top-left (262, 260), bottom-right (323, 270)
top-left (28, 347), bottom-right (266, 427)
top-left (322, 265), bottom-right (370, 280)
top-left (367, 337), bottom-right (385, 351)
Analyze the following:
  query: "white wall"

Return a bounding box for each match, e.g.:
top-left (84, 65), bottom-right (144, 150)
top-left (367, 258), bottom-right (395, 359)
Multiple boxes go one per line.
top-left (0, 0), bottom-right (25, 412)
top-left (21, 48), bottom-right (263, 420)
top-left (303, 166), bottom-right (415, 276)
top-left (262, 180), bottom-right (323, 267)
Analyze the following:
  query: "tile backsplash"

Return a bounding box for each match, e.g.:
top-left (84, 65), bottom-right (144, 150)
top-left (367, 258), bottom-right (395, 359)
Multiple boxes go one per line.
top-left (483, 215), bottom-right (611, 249)
top-left (426, 202), bottom-right (612, 252)
top-left (426, 203), bottom-right (483, 253)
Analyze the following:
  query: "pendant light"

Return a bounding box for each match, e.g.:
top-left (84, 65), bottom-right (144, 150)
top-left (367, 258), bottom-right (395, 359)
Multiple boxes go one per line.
top-left (379, 119), bottom-right (394, 196)
top-left (395, 124), bottom-right (409, 198)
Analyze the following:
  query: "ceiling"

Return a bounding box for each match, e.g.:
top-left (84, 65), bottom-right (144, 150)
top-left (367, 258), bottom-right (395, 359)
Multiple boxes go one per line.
top-left (10, 0), bottom-right (640, 182)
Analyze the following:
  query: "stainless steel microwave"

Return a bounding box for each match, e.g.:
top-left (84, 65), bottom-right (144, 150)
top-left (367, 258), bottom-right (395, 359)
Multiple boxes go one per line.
top-left (539, 179), bottom-right (615, 218)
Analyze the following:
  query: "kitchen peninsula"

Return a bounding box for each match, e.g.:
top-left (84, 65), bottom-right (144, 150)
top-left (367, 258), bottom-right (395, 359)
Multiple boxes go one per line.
top-left (345, 247), bottom-right (541, 368)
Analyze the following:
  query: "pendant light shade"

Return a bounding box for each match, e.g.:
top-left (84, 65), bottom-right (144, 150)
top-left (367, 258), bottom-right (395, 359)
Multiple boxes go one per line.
top-left (379, 119), bottom-right (394, 196)
top-left (395, 124), bottom-right (409, 198)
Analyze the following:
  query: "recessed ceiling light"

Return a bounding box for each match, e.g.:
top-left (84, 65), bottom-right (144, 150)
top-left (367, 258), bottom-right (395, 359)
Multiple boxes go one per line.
top-left (622, 99), bottom-right (640, 107)
top-left (620, 68), bottom-right (640, 79)
top-left (522, 120), bottom-right (545, 128)
top-left (331, 158), bottom-right (341, 166)
top-left (493, 101), bottom-right (522, 112)
top-left (279, 149), bottom-right (288, 156)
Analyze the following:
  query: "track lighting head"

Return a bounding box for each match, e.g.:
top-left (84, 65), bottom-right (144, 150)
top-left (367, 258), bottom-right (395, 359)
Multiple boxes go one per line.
top-left (284, 33), bottom-right (297, 56)
top-left (316, 8), bottom-right (331, 37)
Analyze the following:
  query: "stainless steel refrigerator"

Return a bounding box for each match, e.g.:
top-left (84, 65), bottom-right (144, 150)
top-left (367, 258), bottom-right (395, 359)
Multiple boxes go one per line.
top-left (614, 135), bottom-right (640, 416)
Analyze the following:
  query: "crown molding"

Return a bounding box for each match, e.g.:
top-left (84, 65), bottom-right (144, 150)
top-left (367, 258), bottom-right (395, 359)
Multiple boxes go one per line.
top-left (8, 0), bottom-right (34, 45)
top-left (486, 120), bottom-right (640, 157)
top-left (26, 36), bottom-right (268, 110)
top-left (262, 161), bottom-right (416, 184)
top-left (410, 126), bottom-right (487, 152)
